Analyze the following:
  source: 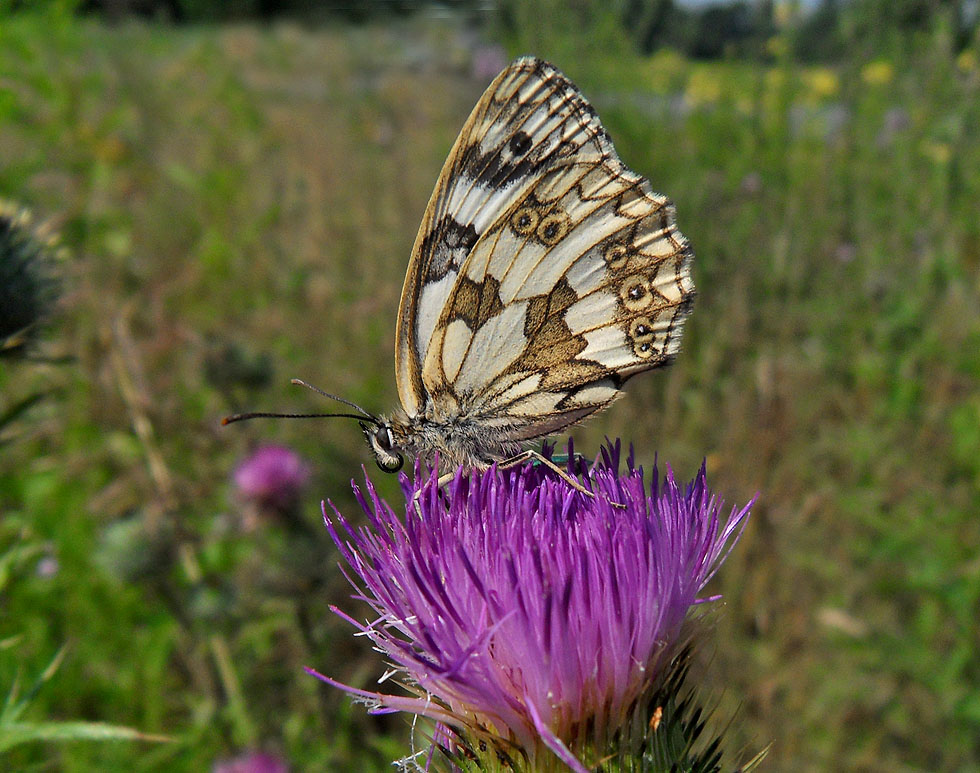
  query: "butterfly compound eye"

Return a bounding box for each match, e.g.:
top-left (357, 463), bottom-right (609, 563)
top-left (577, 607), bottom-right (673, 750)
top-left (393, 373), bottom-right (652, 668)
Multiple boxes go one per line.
top-left (374, 426), bottom-right (393, 451)
top-left (374, 425), bottom-right (404, 473)
top-left (359, 421), bottom-right (404, 473)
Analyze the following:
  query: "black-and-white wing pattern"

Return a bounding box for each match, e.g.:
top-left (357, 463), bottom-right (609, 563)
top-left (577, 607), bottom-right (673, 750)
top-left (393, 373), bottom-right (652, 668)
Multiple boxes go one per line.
top-left (369, 57), bottom-right (694, 472)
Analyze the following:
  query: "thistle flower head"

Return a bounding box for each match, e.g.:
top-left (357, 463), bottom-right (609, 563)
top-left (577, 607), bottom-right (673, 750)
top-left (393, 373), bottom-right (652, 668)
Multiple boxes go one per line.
top-left (313, 442), bottom-right (752, 772)
top-left (233, 444), bottom-right (311, 514)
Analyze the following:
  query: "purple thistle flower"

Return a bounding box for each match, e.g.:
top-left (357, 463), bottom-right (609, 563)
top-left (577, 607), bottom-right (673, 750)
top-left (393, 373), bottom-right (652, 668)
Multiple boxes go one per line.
top-left (233, 444), bottom-right (311, 513)
top-left (212, 751), bottom-right (288, 773)
top-left (311, 442), bottom-right (752, 772)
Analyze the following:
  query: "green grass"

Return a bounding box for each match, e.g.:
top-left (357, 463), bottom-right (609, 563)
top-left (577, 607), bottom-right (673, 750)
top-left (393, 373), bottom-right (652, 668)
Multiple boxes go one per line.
top-left (1, 9), bottom-right (979, 771)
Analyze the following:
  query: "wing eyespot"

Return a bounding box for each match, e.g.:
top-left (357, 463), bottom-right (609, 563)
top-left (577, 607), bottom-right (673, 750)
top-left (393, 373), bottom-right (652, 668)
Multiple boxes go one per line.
top-left (629, 316), bottom-right (656, 344)
top-left (511, 206), bottom-right (541, 236)
top-left (620, 274), bottom-right (653, 311)
top-left (634, 340), bottom-right (654, 358)
top-left (555, 140), bottom-right (577, 158)
top-left (536, 212), bottom-right (570, 246)
top-left (629, 316), bottom-right (658, 359)
top-left (603, 241), bottom-right (632, 271)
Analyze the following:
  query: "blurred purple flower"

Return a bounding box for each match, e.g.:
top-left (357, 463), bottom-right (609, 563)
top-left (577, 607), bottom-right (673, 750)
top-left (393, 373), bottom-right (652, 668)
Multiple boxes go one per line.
top-left (835, 241), bottom-right (858, 264)
top-left (213, 751), bottom-right (288, 773)
top-left (311, 442), bottom-right (752, 772)
top-left (35, 554), bottom-right (59, 578)
top-left (823, 103), bottom-right (851, 145)
top-left (877, 106), bottom-right (911, 148)
top-left (739, 171), bottom-right (763, 196)
top-left (234, 444), bottom-right (311, 513)
top-left (668, 92), bottom-right (693, 122)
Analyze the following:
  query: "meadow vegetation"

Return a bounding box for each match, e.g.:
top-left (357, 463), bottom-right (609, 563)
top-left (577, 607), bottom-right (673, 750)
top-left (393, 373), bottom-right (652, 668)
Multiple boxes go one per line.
top-left (1, 5), bottom-right (979, 770)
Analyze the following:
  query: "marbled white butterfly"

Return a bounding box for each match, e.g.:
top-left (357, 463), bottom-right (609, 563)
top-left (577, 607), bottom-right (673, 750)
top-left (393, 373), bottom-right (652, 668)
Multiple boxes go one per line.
top-left (226, 57), bottom-right (695, 475)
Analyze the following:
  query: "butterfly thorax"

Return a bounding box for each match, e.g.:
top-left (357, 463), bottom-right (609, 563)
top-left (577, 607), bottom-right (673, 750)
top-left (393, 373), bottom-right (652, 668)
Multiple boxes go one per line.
top-left (383, 407), bottom-right (525, 472)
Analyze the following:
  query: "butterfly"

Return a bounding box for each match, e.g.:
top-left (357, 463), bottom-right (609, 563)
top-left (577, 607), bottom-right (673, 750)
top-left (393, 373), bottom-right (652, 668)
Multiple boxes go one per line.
top-left (226, 57), bottom-right (695, 476)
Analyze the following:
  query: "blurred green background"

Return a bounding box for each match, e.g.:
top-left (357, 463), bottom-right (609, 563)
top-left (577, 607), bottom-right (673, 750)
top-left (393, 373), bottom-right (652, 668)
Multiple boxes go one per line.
top-left (1, 0), bottom-right (979, 770)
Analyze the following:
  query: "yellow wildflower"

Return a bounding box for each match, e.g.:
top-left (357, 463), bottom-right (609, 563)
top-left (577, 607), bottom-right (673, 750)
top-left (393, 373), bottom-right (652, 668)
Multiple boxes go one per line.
top-left (921, 140), bottom-right (952, 165)
top-left (804, 68), bottom-right (840, 101)
top-left (862, 60), bottom-right (894, 86)
top-left (956, 50), bottom-right (977, 74)
top-left (685, 68), bottom-right (722, 106)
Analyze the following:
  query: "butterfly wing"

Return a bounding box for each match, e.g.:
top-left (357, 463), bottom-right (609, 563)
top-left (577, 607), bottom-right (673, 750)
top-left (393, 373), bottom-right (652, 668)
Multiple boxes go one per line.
top-left (396, 57), bottom-right (694, 443)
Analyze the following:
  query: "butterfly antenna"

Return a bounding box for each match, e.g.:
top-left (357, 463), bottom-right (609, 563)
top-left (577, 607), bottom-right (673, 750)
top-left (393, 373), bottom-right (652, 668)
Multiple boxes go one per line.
top-left (290, 378), bottom-right (376, 419)
top-left (222, 411), bottom-right (380, 427)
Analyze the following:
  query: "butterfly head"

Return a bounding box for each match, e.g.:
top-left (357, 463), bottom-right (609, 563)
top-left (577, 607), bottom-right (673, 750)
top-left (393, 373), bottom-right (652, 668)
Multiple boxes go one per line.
top-left (360, 420), bottom-right (404, 473)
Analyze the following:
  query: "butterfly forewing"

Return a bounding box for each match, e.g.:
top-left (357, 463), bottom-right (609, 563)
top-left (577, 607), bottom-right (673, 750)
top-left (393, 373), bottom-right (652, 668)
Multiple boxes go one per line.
top-left (397, 58), bottom-right (609, 414)
top-left (394, 57), bottom-right (694, 461)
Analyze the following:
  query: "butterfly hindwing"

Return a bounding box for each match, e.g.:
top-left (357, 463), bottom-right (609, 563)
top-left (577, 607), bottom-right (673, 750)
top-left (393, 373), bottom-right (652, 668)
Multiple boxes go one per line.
top-left (396, 57), bottom-right (694, 446)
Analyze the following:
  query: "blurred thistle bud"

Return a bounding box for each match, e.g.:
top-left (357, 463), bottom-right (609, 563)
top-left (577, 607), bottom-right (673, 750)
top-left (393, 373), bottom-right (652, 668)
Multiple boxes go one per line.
top-left (0, 200), bottom-right (63, 359)
top-left (94, 513), bottom-right (176, 585)
top-left (204, 336), bottom-right (274, 395)
top-left (233, 444), bottom-right (311, 525)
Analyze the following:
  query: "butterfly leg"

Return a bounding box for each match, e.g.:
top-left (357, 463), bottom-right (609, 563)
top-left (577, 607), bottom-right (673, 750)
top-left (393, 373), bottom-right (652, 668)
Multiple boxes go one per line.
top-left (498, 450), bottom-right (594, 497)
top-left (408, 470), bottom-right (457, 518)
top-left (500, 450), bottom-right (627, 509)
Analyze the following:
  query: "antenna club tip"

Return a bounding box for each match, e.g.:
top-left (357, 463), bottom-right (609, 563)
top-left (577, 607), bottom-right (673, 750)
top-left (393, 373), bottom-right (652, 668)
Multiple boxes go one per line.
top-left (221, 416), bottom-right (233, 426)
